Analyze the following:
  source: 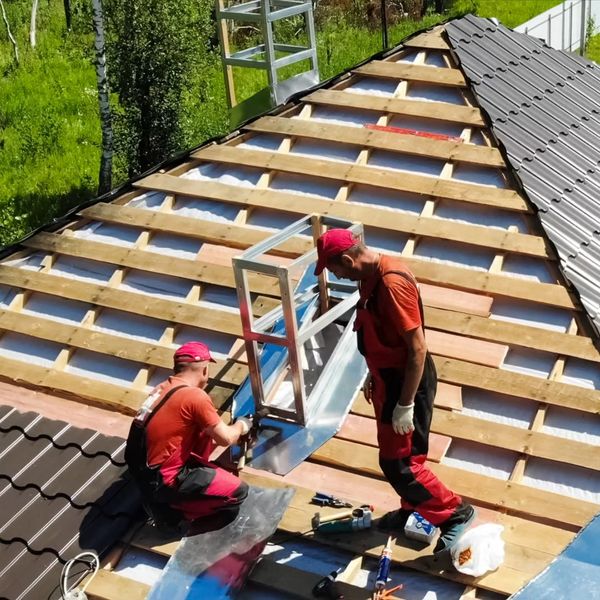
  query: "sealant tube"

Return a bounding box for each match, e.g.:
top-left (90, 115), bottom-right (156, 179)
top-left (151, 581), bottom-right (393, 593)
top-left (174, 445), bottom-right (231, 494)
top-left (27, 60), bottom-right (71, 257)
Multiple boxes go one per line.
top-left (375, 536), bottom-right (393, 590)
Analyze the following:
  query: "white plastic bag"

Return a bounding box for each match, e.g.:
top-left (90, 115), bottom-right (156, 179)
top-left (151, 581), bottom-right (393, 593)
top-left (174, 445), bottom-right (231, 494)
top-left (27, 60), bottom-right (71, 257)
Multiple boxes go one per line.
top-left (451, 523), bottom-right (505, 576)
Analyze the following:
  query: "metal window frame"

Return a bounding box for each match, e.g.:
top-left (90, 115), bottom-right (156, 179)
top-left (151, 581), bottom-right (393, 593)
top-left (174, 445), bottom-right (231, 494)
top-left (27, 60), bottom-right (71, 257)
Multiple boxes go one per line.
top-left (232, 213), bottom-right (363, 425)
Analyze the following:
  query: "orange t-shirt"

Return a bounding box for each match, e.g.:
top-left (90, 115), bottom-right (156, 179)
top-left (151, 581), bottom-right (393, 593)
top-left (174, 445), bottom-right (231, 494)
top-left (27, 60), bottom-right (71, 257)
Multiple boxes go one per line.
top-left (145, 376), bottom-right (221, 467)
top-left (361, 254), bottom-right (422, 350)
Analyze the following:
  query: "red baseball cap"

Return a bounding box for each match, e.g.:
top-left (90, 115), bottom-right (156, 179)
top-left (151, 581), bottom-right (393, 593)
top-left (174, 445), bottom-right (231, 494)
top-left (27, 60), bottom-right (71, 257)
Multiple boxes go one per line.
top-left (314, 229), bottom-right (359, 275)
top-left (174, 341), bottom-right (216, 363)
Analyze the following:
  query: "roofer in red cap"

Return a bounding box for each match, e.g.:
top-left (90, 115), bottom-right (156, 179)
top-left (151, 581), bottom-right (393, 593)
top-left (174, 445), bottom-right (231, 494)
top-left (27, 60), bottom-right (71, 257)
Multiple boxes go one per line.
top-left (125, 341), bottom-right (252, 528)
top-left (315, 229), bottom-right (475, 554)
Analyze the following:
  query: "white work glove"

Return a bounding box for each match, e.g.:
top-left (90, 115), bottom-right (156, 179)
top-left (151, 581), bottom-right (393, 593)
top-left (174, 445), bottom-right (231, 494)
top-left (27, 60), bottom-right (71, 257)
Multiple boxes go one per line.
top-left (237, 416), bottom-right (253, 435)
top-left (392, 403), bottom-right (415, 435)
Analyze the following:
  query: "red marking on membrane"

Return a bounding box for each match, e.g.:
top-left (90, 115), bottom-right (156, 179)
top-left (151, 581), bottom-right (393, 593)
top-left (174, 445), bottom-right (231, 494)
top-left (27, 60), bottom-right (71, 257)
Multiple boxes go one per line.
top-left (365, 123), bottom-right (463, 142)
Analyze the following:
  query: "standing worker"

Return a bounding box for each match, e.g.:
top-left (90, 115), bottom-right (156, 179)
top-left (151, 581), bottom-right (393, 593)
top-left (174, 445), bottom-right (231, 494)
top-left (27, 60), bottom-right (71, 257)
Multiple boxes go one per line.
top-left (314, 229), bottom-right (475, 553)
top-left (126, 341), bottom-right (252, 527)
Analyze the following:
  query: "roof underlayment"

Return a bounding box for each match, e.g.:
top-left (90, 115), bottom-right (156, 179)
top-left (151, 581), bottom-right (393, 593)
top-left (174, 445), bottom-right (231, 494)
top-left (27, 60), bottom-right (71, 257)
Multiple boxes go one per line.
top-left (0, 16), bottom-right (599, 600)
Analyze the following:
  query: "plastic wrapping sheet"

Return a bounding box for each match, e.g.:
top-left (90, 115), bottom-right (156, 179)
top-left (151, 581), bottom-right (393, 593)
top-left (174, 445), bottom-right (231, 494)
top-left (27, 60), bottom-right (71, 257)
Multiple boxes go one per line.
top-left (148, 485), bottom-right (294, 600)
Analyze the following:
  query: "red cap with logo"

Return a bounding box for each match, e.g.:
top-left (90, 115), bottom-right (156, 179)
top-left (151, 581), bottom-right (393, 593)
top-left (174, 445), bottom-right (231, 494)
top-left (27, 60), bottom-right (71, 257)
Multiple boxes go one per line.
top-left (314, 229), bottom-right (359, 276)
top-left (174, 341), bottom-right (216, 363)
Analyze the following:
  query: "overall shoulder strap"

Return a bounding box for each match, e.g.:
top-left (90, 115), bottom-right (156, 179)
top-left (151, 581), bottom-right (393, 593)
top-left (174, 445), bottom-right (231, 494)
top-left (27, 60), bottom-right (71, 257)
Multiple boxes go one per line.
top-left (143, 385), bottom-right (187, 429)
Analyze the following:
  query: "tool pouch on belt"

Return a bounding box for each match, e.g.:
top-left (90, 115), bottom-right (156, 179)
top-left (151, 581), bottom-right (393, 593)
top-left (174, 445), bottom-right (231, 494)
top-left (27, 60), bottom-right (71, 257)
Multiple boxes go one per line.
top-left (174, 456), bottom-right (217, 496)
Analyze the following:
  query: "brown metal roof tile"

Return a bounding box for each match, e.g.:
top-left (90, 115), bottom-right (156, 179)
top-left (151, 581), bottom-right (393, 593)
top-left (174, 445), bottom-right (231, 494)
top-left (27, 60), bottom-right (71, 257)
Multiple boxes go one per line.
top-left (0, 405), bottom-right (141, 600)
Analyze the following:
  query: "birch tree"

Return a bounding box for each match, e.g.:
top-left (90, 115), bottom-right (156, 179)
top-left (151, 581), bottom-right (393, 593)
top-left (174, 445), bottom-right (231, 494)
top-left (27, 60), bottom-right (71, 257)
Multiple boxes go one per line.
top-left (0, 0), bottom-right (19, 64)
top-left (92, 0), bottom-right (113, 194)
top-left (30, 0), bottom-right (39, 47)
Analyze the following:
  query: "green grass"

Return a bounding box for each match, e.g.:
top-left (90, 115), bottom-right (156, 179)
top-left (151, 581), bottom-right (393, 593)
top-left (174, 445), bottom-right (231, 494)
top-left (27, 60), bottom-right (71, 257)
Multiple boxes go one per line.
top-left (0, 1), bottom-right (100, 245)
top-left (471, 0), bottom-right (562, 29)
top-left (586, 33), bottom-right (600, 64)
top-left (0, 0), bottom-right (567, 248)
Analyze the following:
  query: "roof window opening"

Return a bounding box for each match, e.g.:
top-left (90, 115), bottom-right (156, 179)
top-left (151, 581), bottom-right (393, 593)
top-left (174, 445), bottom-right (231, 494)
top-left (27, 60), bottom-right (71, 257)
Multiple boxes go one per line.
top-left (560, 358), bottom-right (600, 390)
top-left (71, 222), bottom-right (140, 247)
top-left (51, 256), bottom-right (115, 284)
top-left (23, 293), bottom-right (90, 325)
top-left (363, 227), bottom-right (408, 253)
top-left (412, 238), bottom-right (494, 271)
top-left (0, 332), bottom-right (63, 367)
top-left (345, 77), bottom-right (398, 97)
top-left (387, 115), bottom-right (464, 139)
top-left (172, 197), bottom-right (241, 223)
top-left (238, 133), bottom-right (284, 152)
top-left (65, 349), bottom-right (142, 386)
top-left (423, 51), bottom-right (448, 68)
top-left (543, 406), bottom-right (600, 445)
top-left (501, 255), bottom-right (554, 284)
top-left (174, 326), bottom-right (237, 359)
top-left (501, 347), bottom-right (557, 379)
top-left (406, 83), bottom-right (466, 105)
top-left (461, 388), bottom-right (537, 429)
top-left (309, 106), bottom-right (380, 128)
top-left (146, 233), bottom-right (203, 259)
top-left (93, 309), bottom-right (168, 343)
top-left (452, 164), bottom-right (507, 188)
top-left (523, 458), bottom-right (600, 503)
top-left (120, 270), bottom-right (193, 300)
top-left (127, 191), bottom-right (167, 211)
top-left (270, 173), bottom-right (339, 199)
top-left (433, 199), bottom-right (528, 232)
top-left (368, 150), bottom-right (444, 178)
top-left (442, 439), bottom-right (517, 481)
top-left (289, 139), bottom-right (360, 163)
top-left (489, 298), bottom-right (572, 332)
top-left (183, 163), bottom-right (263, 188)
top-left (347, 185), bottom-right (424, 214)
top-left (246, 208), bottom-right (299, 231)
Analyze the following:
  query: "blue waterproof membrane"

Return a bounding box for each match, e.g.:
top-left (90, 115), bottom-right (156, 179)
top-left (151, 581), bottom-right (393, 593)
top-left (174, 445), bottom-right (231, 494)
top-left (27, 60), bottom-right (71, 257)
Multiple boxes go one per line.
top-left (148, 486), bottom-right (294, 600)
top-left (510, 512), bottom-right (600, 600)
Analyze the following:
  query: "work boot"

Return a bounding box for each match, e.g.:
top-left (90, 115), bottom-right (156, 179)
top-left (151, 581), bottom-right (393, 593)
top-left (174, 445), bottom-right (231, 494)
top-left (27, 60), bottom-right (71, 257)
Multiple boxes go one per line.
top-left (377, 508), bottom-right (413, 532)
top-left (433, 503), bottom-right (476, 554)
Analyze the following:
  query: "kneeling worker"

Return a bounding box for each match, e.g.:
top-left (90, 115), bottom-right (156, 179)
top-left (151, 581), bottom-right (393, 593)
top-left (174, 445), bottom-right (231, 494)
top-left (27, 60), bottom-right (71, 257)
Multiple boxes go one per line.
top-left (126, 341), bottom-right (252, 524)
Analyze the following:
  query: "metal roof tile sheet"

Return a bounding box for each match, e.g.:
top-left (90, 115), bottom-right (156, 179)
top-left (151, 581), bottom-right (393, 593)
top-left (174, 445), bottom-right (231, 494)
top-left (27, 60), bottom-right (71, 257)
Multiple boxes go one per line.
top-left (0, 406), bottom-right (140, 600)
top-left (447, 16), bottom-right (600, 335)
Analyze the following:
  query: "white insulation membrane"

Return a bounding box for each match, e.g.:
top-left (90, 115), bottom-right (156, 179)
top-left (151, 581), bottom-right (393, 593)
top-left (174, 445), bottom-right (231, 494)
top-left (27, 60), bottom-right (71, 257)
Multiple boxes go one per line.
top-left (348, 185), bottom-right (425, 214)
top-left (461, 388), bottom-right (537, 429)
top-left (489, 298), bottom-right (572, 332)
top-left (72, 222), bottom-right (140, 246)
top-left (523, 458), bottom-right (600, 503)
top-left (0, 332), bottom-right (63, 367)
top-left (307, 106), bottom-right (379, 127)
top-left (501, 347), bottom-right (557, 379)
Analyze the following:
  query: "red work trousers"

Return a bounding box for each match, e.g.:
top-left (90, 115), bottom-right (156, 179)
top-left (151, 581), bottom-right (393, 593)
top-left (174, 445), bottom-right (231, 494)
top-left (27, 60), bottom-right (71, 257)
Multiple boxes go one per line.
top-left (160, 454), bottom-right (248, 521)
top-left (371, 353), bottom-right (461, 525)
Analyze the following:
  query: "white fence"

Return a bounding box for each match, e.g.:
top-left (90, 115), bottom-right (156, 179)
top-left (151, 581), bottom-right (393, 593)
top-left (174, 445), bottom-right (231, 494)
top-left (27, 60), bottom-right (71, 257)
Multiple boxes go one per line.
top-left (515, 0), bottom-right (600, 53)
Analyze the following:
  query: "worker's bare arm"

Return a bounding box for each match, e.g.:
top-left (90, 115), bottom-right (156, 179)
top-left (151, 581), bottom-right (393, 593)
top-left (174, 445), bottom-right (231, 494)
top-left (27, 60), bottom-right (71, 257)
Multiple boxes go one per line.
top-left (398, 326), bottom-right (427, 406)
top-left (207, 419), bottom-right (246, 447)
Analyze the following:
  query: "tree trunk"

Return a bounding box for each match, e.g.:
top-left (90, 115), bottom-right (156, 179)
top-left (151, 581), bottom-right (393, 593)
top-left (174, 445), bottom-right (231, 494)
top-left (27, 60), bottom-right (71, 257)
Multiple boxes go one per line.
top-left (63, 0), bottom-right (72, 31)
top-left (30, 0), bottom-right (39, 47)
top-left (92, 0), bottom-right (113, 195)
top-left (0, 0), bottom-right (19, 63)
